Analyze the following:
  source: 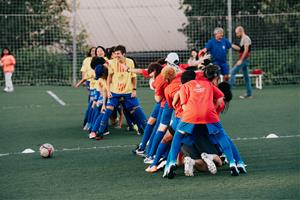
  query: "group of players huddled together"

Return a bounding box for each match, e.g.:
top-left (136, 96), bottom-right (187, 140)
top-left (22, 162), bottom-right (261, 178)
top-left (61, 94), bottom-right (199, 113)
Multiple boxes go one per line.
top-left (77, 26), bottom-right (251, 179)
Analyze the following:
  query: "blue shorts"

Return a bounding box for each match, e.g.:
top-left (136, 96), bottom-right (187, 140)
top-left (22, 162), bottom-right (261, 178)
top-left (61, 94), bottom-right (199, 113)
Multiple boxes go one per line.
top-left (94, 91), bottom-right (100, 101)
top-left (90, 89), bottom-right (96, 98)
top-left (206, 122), bottom-right (223, 135)
top-left (159, 103), bottom-right (173, 126)
top-left (150, 102), bottom-right (161, 118)
top-left (107, 92), bottom-right (140, 110)
top-left (214, 62), bottom-right (229, 75)
top-left (171, 116), bottom-right (181, 131)
top-left (177, 121), bottom-right (196, 135)
top-left (206, 122), bottom-right (224, 144)
top-left (175, 121), bottom-right (196, 145)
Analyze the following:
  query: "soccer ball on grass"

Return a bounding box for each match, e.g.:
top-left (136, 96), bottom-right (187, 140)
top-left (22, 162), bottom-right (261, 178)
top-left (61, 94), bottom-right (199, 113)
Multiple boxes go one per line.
top-left (39, 143), bottom-right (54, 158)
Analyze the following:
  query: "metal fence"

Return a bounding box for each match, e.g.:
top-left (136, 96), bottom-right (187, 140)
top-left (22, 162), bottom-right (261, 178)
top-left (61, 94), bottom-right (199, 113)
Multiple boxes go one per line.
top-left (0, 0), bottom-right (299, 86)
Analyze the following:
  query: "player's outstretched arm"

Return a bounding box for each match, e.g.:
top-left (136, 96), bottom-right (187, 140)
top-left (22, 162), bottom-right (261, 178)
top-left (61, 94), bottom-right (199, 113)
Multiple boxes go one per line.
top-left (74, 78), bottom-right (87, 88)
top-left (232, 44), bottom-right (240, 51)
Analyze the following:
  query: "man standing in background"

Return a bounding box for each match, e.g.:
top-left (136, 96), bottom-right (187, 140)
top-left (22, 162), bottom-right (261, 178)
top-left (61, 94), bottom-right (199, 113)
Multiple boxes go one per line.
top-left (199, 27), bottom-right (232, 81)
top-left (230, 26), bottom-right (253, 99)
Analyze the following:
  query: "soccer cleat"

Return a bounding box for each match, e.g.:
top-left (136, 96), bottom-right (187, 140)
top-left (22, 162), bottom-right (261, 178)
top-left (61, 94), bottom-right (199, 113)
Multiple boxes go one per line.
top-left (220, 154), bottom-right (228, 165)
top-left (201, 153), bottom-right (217, 175)
top-left (167, 164), bottom-right (177, 179)
top-left (83, 123), bottom-right (89, 131)
top-left (230, 163), bottom-right (240, 176)
top-left (95, 134), bottom-right (104, 140)
top-left (184, 157), bottom-right (195, 177)
top-left (237, 163), bottom-right (247, 174)
top-left (133, 124), bottom-right (139, 133)
top-left (163, 162), bottom-right (176, 179)
top-left (132, 145), bottom-right (146, 157)
top-left (157, 160), bottom-right (167, 170)
top-left (89, 132), bottom-right (96, 139)
top-left (103, 131), bottom-right (110, 136)
top-left (239, 95), bottom-right (253, 99)
top-left (145, 165), bottom-right (158, 173)
top-left (5, 88), bottom-right (14, 93)
top-left (143, 156), bottom-right (154, 164)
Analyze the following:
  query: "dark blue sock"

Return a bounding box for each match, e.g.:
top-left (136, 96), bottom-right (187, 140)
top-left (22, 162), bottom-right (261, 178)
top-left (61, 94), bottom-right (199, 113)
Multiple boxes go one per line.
top-left (163, 145), bottom-right (170, 159)
top-left (227, 135), bottom-right (244, 164)
top-left (213, 129), bottom-right (235, 164)
top-left (140, 123), bottom-right (155, 150)
top-left (98, 109), bottom-right (113, 134)
top-left (152, 142), bottom-right (169, 167)
top-left (149, 130), bottom-right (166, 157)
top-left (145, 109), bottom-right (162, 155)
top-left (83, 102), bottom-right (92, 126)
top-left (132, 107), bottom-right (147, 129)
top-left (123, 108), bottom-right (133, 127)
top-left (91, 108), bottom-right (100, 125)
top-left (91, 113), bottom-right (104, 132)
top-left (145, 122), bottom-right (160, 155)
top-left (167, 131), bottom-right (184, 165)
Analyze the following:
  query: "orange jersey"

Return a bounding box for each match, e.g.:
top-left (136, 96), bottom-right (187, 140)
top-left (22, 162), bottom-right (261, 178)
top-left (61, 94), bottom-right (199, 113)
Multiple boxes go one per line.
top-left (1, 55), bottom-right (16, 73)
top-left (153, 73), bottom-right (168, 107)
top-left (180, 79), bottom-right (224, 124)
top-left (164, 75), bottom-right (183, 118)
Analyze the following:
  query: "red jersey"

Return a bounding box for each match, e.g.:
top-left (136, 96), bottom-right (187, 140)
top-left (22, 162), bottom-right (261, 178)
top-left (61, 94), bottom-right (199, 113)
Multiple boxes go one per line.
top-left (153, 73), bottom-right (168, 107)
top-left (216, 100), bottom-right (225, 115)
top-left (180, 79), bottom-right (224, 124)
top-left (195, 71), bottom-right (206, 80)
top-left (164, 75), bottom-right (183, 118)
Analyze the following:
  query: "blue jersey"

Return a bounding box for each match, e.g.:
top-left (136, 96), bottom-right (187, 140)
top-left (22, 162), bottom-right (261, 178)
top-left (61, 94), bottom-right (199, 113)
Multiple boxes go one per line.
top-left (205, 38), bottom-right (231, 64)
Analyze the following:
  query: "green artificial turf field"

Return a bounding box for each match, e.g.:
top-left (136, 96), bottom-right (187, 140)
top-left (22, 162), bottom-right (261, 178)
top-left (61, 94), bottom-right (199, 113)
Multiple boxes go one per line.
top-left (0, 85), bottom-right (299, 200)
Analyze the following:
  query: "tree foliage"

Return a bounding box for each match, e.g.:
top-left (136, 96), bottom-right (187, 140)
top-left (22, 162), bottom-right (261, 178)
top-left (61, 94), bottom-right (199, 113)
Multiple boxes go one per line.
top-left (0, 0), bottom-right (87, 52)
top-left (179, 0), bottom-right (300, 49)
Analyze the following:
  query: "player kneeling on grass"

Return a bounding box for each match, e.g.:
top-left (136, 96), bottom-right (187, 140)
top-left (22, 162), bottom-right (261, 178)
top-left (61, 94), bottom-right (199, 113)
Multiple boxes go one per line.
top-left (163, 65), bottom-right (232, 179)
top-left (181, 124), bottom-right (224, 176)
top-left (205, 77), bottom-right (247, 176)
top-left (95, 45), bottom-right (147, 140)
top-left (172, 65), bottom-right (246, 178)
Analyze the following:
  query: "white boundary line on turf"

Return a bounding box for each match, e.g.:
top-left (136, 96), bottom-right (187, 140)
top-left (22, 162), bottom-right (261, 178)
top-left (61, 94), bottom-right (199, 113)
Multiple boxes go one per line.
top-left (0, 135), bottom-right (299, 158)
top-left (232, 135), bottom-right (300, 141)
top-left (46, 90), bottom-right (66, 106)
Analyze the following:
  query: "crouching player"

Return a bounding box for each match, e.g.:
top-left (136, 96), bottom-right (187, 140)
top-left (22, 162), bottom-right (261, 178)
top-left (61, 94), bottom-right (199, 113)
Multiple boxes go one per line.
top-left (95, 45), bottom-right (147, 140)
top-left (145, 66), bottom-right (183, 172)
top-left (89, 63), bottom-right (109, 139)
top-left (163, 65), bottom-right (226, 179)
top-left (143, 53), bottom-right (182, 164)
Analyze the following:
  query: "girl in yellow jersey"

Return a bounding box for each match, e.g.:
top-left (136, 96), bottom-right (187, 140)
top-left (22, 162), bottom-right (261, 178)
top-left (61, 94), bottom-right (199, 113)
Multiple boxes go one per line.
top-left (95, 45), bottom-right (147, 140)
top-left (79, 47), bottom-right (96, 91)
top-left (89, 66), bottom-right (109, 139)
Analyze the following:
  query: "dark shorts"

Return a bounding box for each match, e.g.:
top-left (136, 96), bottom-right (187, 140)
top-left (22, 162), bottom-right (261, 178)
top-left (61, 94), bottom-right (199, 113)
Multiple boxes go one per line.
top-left (181, 124), bottom-right (218, 160)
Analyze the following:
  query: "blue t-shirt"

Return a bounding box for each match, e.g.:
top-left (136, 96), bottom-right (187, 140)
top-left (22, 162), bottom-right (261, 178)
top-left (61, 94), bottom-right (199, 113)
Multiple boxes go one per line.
top-left (205, 38), bottom-right (232, 64)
